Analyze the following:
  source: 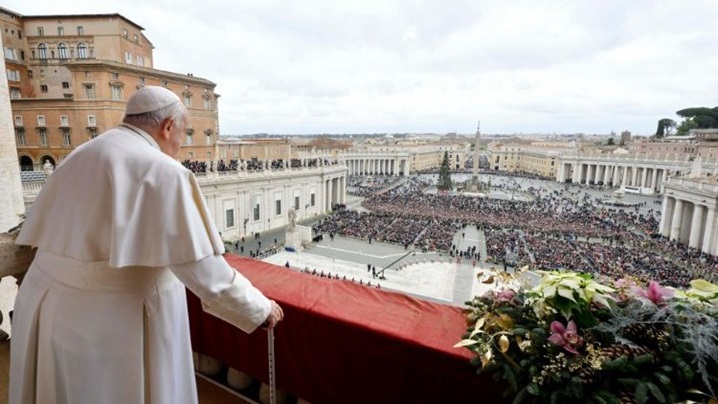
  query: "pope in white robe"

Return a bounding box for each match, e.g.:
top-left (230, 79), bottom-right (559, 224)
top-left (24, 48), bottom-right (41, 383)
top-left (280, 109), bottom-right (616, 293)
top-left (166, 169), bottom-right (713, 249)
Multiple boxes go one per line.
top-left (10, 86), bottom-right (283, 404)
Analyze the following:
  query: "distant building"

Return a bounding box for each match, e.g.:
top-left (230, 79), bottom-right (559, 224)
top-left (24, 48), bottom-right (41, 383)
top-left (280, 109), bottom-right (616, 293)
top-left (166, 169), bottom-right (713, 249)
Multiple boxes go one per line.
top-left (488, 140), bottom-right (573, 178)
top-left (620, 130), bottom-right (631, 144)
top-left (0, 7), bottom-right (220, 170)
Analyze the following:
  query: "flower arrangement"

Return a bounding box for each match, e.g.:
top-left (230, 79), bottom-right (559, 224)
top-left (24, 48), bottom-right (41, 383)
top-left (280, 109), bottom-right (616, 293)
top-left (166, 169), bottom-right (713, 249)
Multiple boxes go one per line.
top-left (456, 269), bottom-right (718, 404)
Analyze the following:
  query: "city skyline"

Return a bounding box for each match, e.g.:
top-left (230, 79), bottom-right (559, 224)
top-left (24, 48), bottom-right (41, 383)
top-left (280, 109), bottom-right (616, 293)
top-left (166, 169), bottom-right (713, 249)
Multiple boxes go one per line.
top-left (5, 0), bottom-right (718, 135)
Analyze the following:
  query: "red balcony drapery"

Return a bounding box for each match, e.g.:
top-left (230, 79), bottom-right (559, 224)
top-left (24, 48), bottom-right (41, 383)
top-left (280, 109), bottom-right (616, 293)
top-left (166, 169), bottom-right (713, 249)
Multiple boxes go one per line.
top-left (188, 254), bottom-right (505, 404)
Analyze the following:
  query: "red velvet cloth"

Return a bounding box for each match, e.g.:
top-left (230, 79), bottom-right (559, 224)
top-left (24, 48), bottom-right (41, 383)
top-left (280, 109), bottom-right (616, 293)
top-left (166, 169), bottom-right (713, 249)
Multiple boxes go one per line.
top-left (188, 255), bottom-right (506, 404)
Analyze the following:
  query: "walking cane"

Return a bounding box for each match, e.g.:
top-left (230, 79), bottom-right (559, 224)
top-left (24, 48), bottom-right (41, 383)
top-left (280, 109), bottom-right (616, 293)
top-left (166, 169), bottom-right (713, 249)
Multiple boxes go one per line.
top-left (267, 328), bottom-right (276, 404)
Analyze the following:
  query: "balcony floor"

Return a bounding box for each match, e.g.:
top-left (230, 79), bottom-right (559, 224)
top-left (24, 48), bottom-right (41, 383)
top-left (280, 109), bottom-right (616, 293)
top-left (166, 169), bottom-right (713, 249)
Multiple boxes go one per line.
top-left (0, 339), bottom-right (249, 404)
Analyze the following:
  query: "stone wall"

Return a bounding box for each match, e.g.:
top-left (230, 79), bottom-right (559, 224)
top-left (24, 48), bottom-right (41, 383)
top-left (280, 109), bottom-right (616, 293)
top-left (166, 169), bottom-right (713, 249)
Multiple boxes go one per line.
top-left (0, 35), bottom-right (25, 233)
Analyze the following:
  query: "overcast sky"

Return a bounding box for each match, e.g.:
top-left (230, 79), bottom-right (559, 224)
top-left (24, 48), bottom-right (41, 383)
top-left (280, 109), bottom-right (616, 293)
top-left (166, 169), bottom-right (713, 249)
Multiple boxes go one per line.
top-left (7, 0), bottom-right (718, 135)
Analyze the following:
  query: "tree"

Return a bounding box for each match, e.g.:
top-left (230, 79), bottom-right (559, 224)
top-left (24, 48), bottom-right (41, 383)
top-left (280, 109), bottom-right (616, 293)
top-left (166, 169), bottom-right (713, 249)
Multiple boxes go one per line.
top-left (437, 151), bottom-right (452, 191)
top-left (677, 118), bottom-right (699, 135)
top-left (607, 138), bottom-right (615, 146)
top-left (674, 106), bottom-right (718, 134)
top-left (655, 118), bottom-right (676, 138)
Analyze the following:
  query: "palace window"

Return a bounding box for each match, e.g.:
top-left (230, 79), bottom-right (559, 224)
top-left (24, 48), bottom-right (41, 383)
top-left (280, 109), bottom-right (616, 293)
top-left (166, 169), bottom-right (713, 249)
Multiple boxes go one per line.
top-left (62, 81), bottom-right (70, 89)
top-left (87, 115), bottom-right (96, 126)
top-left (14, 115), bottom-right (23, 126)
top-left (77, 43), bottom-right (88, 59)
top-left (57, 43), bottom-right (68, 59)
top-left (275, 200), bottom-right (282, 216)
top-left (62, 129), bottom-right (71, 146)
top-left (226, 209), bottom-right (235, 228)
top-left (253, 197), bottom-right (261, 221)
top-left (310, 193), bottom-right (316, 207)
top-left (15, 129), bottom-right (26, 146)
top-left (84, 84), bottom-right (95, 99)
top-left (37, 27), bottom-right (44, 36)
top-left (40, 84), bottom-right (48, 93)
top-left (77, 26), bottom-right (84, 35)
top-left (37, 115), bottom-right (46, 126)
top-left (38, 128), bottom-right (48, 146)
top-left (60, 115), bottom-right (69, 126)
top-left (10, 88), bottom-right (20, 99)
top-left (111, 85), bottom-right (123, 101)
top-left (6, 69), bottom-right (20, 81)
top-left (88, 128), bottom-right (98, 139)
top-left (4, 47), bottom-right (15, 60)
top-left (37, 43), bottom-right (47, 59)
top-left (57, 26), bottom-right (64, 36)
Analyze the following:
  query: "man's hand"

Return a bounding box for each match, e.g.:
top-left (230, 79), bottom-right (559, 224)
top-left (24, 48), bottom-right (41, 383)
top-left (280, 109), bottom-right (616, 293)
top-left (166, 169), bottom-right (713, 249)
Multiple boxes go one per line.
top-left (262, 300), bottom-right (284, 330)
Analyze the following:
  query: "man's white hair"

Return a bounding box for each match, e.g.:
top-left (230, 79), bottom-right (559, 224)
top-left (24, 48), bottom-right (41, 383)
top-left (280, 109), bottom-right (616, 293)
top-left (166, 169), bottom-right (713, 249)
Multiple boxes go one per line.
top-left (123, 102), bottom-right (188, 129)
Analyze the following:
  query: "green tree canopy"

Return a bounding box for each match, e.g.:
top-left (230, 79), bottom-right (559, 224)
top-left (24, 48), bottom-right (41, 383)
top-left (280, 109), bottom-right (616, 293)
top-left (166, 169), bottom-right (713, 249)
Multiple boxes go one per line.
top-left (667, 106), bottom-right (718, 135)
top-left (655, 118), bottom-right (677, 138)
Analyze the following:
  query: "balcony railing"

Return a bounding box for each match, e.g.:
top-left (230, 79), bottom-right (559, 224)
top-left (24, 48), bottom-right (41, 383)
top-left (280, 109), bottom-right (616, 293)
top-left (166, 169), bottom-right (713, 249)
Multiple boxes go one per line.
top-left (188, 255), bottom-right (503, 404)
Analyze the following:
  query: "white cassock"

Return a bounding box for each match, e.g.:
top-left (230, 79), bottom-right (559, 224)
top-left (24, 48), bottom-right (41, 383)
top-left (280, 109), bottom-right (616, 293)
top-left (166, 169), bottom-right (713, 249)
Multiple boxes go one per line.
top-left (10, 124), bottom-right (271, 404)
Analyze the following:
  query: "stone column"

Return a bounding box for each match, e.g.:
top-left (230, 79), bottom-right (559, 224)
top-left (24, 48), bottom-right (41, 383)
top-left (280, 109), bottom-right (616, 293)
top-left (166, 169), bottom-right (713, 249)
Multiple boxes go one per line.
top-left (631, 166), bottom-right (638, 187)
top-left (670, 199), bottom-right (684, 241)
top-left (703, 208), bottom-right (717, 255)
top-left (640, 168), bottom-right (648, 189)
top-left (0, 36), bottom-right (25, 232)
top-left (659, 196), bottom-right (673, 237)
top-left (325, 179), bottom-right (330, 212)
top-left (689, 204), bottom-right (705, 248)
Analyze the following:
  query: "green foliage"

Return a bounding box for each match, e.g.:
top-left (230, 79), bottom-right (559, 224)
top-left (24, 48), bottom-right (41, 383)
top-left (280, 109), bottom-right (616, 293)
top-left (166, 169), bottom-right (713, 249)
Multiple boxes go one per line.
top-left (457, 271), bottom-right (718, 403)
top-left (437, 151), bottom-right (452, 191)
top-left (655, 118), bottom-right (676, 138)
top-left (607, 137), bottom-right (615, 145)
top-left (673, 106), bottom-right (718, 135)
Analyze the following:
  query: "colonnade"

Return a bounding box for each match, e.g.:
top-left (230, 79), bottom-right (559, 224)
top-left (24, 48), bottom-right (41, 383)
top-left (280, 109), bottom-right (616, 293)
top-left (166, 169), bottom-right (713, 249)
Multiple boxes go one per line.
top-left (324, 176), bottom-right (345, 210)
top-left (344, 157), bottom-right (409, 176)
top-left (660, 194), bottom-right (717, 254)
top-left (558, 161), bottom-right (670, 192)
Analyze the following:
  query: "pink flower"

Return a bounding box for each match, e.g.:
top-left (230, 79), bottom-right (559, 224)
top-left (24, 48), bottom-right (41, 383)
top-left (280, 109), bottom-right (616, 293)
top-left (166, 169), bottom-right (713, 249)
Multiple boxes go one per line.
top-left (548, 320), bottom-right (582, 355)
top-left (496, 289), bottom-right (516, 303)
top-left (632, 281), bottom-right (674, 305)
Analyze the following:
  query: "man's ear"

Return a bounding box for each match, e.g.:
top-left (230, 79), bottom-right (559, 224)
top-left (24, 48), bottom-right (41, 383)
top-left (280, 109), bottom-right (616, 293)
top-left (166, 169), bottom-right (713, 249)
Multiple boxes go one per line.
top-left (160, 118), bottom-right (174, 139)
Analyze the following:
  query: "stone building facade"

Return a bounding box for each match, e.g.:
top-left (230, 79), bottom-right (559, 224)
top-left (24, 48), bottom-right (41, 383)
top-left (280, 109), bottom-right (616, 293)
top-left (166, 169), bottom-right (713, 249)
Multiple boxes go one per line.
top-left (0, 7), bottom-right (220, 169)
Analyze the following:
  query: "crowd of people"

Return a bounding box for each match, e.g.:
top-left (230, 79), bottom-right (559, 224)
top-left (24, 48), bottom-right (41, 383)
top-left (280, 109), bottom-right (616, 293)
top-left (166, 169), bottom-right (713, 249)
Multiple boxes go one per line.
top-left (346, 175), bottom-right (404, 196)
top-left (314, 176), bottom-right (717, 288)
top-left (298, 267), bottom-right (382, 289)
top-left (181, 157), bottom-right (339, 174)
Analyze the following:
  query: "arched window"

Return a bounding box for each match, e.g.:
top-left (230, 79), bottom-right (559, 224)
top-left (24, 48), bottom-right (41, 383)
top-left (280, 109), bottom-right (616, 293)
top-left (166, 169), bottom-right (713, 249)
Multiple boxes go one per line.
top-left (77, 42), bottom-right (87, 59)
top-left (58, 43), bottom-right (68, 59)
top-left (19, 155), bottom-right (33, 171)
top-left (38, 43), bottom-right (47, 59)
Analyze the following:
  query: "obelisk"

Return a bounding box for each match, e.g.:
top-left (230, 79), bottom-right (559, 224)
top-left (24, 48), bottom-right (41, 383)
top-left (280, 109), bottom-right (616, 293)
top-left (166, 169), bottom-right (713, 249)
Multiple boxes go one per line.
top-left (0, 34), bottom-right (25, 232)
top-left (472, 120), bottom-right (480, 190)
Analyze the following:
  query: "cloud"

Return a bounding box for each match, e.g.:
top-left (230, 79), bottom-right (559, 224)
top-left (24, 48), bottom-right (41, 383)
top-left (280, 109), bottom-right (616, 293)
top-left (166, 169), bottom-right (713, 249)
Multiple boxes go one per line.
top-left (7, 0), bottom-right (718, 134)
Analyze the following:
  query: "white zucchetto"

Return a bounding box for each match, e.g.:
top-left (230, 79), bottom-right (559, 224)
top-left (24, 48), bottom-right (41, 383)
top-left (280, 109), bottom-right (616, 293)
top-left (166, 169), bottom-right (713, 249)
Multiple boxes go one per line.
top-left (125, 86), bottom-right (181, 115)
